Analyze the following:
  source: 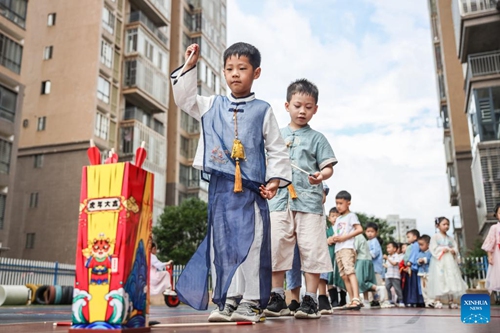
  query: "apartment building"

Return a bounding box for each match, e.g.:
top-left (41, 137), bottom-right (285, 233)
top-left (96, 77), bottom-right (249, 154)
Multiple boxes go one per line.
top-left (386, 215), bottom-right (417, 243)
top-left (166, 0), bottom-right (227, 205)
top-left (427, 0), bottom-right (480, 250)
top-left (0, 0), bottom-right (26, 257)
top-left (7, 0), bottom-right (170, 263)
top-left (451, 0), bottom-right (500, 236)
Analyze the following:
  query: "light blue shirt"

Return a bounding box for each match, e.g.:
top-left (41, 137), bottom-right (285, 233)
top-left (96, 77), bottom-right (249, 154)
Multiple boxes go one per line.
top-left (368, 238), bottom-right (384, 278)
top-left (269, 125), bottom-right (337, 215)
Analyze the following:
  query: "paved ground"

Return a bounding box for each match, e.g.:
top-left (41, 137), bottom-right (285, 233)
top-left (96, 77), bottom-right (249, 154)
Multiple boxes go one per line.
top-left (0, 304), bottom-right (498, 332)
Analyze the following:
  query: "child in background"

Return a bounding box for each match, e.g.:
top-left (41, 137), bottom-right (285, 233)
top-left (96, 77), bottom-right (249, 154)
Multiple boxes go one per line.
top-left (383, 242), bottom-right (404, 307)
top-left (331, 190), bottom-right (363, 309)
top-left (403, 229), bottom-right (424, 307)
top-left (365, 223), bottom-right (384, 307)
top-left (150, 242), bottom-right (176, 296)
top-left (481, 203), bottom-right (500, 296)
top-left (417, 235), bottom-right (432, 307)
top-left (427, 217), bottom-right (467, 309)
top-left (353, 234), bottom-right (379, 308)
top-left (326, 208), bottom-right (347, 309)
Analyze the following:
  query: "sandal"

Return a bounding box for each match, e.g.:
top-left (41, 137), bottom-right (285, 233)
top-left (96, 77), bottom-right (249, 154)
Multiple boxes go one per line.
top-left (345, 298), bottom-right (362, 310)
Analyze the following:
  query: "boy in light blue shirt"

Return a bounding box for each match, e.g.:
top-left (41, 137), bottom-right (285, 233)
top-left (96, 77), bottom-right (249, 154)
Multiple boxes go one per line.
top-left (365, 222), bottom-right (384, 307)
top-left (265, 79), bottom-right (337, 319)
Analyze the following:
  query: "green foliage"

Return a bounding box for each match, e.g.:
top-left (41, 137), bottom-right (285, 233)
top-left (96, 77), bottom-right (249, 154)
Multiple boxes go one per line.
top-left (460, 238), bottom-right (487, 280)
top-left (356, 212), bottom-right (396, 253)
top-left (153, 197), bottom-right (208, 265)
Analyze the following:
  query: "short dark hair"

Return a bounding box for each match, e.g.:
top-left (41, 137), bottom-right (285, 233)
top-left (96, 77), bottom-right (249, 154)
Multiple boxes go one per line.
top-left (419, 234), bottom-right (431, 244)
top-left (329, 207), bottom-right (338, 215)
top-left (494, 203), bottom-right (500, 215)
top-left (223, 42), bottom-right (261, 70)
top-left (286, 78), bottom-right (319, 104)
top-left (407, 229), bottom-right (420, 239)
top-left (434, 216), bottom-right (449, 227)
top-left (335, 190), bottom-right (351, 201)
top-left (366, 222), bottom-right (379, 232)
top-left (151, 241), bottom-right (157, 249)
top-left (387, 241), bottom-right (399, 250)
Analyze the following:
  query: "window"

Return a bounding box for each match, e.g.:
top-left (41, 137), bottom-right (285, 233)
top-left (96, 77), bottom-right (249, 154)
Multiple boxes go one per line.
top-left (180, 111), bottom-right (199, 133)
top-left (95, 112), bottom-right (109, 140)
top-left (179, 164), bottom-right (200, 188)
top-left (102, 7), bottom-right (115, 34)
top-left (29, 192), bottom-right (38, 208)
top-left (0, 193), bottom-right (5, 230)
top-left (34, 154), bottom-right (43, 168)
top-left (0, 85), bottom-right (17, 122)
top-left (0, 0), bottom-right (28, 28)
top-left (47, 13), bottom-right (56, 26)
top-left (0, 33), bottom-right (23, 74)
top-left (37, 116), bottom-right (46, 131)
top-left (144, 40), bottom-right (153, 61)
top-left (0, 138), bottom-right (11, 174)
top-left (41, 80), bottom-right (51, 94)
top-left (157, 52), bottom-right (163, 70)
top-left (126, 28), bottom-right (137, 53)
top-left (25, 233), bottom-right (35, 249)
top-left (97, 76), bottom-right (110, 103)
top-left (180, 136), bottom-right (198, 159)
top-left (100, 40), bottom-right (112, 68)
top-left (43, 46), bottom-right (53, 60)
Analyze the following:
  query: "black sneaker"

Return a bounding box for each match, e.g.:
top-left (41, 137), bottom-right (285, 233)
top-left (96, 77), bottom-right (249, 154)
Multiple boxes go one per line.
top-left (318, 295), bottom-right (332, 314)
top-left (370, 300), bottom-right (380, 308)
top-left (288, 299), bottom-right (300, 315)
top-left (263, 292), bottom-right (290, 317)
top-left (294, 295), bottom-right (321, 319)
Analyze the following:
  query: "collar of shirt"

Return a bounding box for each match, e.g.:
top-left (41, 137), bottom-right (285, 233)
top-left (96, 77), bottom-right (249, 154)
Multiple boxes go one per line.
top-left (228, 92), bottom-right (255, 103)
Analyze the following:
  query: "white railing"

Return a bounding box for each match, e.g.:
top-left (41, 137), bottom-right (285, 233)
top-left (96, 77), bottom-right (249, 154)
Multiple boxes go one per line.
top-left (468, 51), bottom-right (500, 78)
top-left (120, 119), bottom-right (166, 168)
top-left (0, 258), bottom-right (75, 286)
top-left (458, 0), bottom-right (499, 15)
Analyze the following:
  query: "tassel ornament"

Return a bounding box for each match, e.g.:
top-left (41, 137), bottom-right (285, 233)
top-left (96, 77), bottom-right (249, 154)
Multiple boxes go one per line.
top-left (288, 184), bottom-right (298, 199)
top-left (234, 159), bottom-right (243, 192)
top-left (231, 139), bottom-right (245, 193)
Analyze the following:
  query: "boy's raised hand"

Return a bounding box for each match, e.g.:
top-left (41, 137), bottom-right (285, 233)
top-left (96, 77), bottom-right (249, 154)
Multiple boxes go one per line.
top-left (184, 44), bottom-right (199, 70)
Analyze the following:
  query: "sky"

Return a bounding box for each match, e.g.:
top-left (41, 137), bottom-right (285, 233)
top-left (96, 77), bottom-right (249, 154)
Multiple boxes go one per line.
top-left (226, 0), bottom-right (458, 237)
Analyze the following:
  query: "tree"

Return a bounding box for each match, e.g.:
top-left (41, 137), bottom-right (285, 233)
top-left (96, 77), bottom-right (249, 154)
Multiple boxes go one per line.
top-left (153, 197), bottom-right (208, 265)
top-left (356, 212), bottom-right (396, 253)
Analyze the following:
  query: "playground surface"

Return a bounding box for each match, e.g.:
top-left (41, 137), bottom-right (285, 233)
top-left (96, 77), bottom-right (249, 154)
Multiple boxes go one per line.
top-left (1, 304), bottom-right (499, 333)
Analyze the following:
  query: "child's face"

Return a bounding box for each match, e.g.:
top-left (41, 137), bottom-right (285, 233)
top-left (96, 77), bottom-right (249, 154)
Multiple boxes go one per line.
top-left (437, 219), bottom-right (450, 233)
top-left (418, 240), bottom-right (429, 252)
top-left (406, 233), bottom-right (417, 243)
top-left (335, 198), bottom-right (350, 215)
top-left (386, 244), bottom-right (395, 255)
top-left (328, 212), bottom-right (339, 225)
top-left (223, 55), bottom-right (260, 98)
top-left (285, 93), bottom-right (318, 130)
top-left (365, 227), bottom-right (377, 240)
top-left (401, 244), bottom-right (407, 253)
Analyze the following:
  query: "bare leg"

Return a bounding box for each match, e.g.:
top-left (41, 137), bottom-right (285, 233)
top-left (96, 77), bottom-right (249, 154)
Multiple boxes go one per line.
top-left (341, 275), bottom-right (353, 302)
top-left (318, 279), bottom-right (327, 295)
top-left (304, 272), bottom-right (320, 294)
top-left (348, 273), bottom-right (360, 302)
top-left (272, 271), bottom-right (285, 289)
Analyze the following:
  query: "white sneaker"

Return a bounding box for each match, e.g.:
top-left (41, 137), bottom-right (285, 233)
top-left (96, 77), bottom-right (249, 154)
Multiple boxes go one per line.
top-left (230, 301), bottom-right (265, 322)
top-left (396, 302), bottom-right (405, 308)
top-left (208, 303), bottom-right (237, 322)
top-left (434, 301), bottom-right (443, 309)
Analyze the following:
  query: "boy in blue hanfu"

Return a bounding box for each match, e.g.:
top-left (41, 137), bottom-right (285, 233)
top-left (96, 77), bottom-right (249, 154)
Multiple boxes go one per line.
top-left (265, 79), bottom-right (337, 319)
top-left (170, 42), bottom-right (292, 323)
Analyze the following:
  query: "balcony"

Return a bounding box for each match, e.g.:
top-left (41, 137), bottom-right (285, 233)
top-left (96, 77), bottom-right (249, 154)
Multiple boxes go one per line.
top-left (0, 0), bottom-right (26, 30)
top-left (129, 0), bottom-right (170, 27)
top-left (128, 11), bottom-right (168, 46)
top-left (453, 0), bottom-right (500, 62)
top-left (119, 119), bottom-right (166, 171)
top-left (465, 51), bottom-right (500, 112)
top-left (123, 56), bottom-right (168, 112)
top-left (124, 106), bottom-right (165, 135)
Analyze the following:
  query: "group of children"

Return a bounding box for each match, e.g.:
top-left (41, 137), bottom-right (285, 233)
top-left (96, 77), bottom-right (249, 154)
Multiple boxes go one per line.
top-left (167, 40), bottom-right (500, 324)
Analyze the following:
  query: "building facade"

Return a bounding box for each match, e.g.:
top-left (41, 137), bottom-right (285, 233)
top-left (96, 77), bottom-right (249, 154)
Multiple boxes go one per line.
top-left (166, 0), bottom-right (226, 205)
top-left (0, 0), bottom-right (27, 257)
top-left (427, 0), bottom-right (480, 249)
top-left (451, 0), bottom-right (500, 236)
top-left (386, 215), bottom-right (417, 243)
top-left (7, 0), bottom-right (170, 263)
